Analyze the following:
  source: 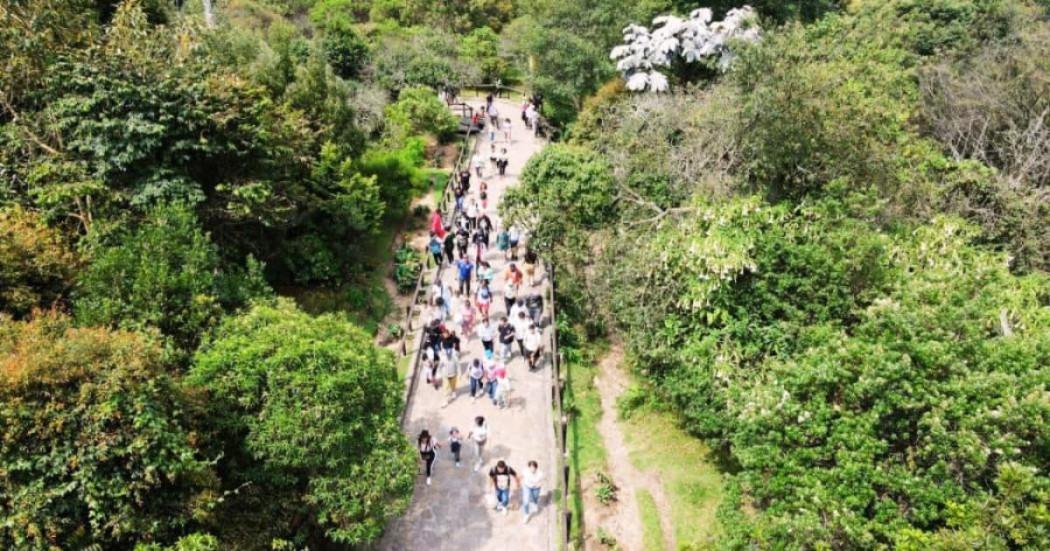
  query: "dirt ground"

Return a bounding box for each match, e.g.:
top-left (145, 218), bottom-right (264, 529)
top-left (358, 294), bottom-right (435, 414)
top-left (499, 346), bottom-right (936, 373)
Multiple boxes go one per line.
top-left (584, 343), bottom-right (677, 551)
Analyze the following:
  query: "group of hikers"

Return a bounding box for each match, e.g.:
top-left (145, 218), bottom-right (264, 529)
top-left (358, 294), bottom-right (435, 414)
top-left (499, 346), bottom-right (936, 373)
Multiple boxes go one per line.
top-left (413, 93), bottom-right (548, 525)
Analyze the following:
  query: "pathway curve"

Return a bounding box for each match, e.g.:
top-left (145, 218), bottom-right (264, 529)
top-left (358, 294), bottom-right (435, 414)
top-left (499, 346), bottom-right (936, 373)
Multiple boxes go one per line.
top-left (380, 97), bottom-right (555, 551)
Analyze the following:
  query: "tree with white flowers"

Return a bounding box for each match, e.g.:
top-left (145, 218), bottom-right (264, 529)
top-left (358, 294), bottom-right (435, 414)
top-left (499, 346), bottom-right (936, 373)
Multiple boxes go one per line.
top-left (610, 7), bottom-right (761, 92)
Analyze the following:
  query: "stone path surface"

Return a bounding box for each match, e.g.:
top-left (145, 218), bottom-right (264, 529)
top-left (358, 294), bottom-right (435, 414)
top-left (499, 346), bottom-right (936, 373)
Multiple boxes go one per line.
top-left (380, 97), bottom-right (555, 551)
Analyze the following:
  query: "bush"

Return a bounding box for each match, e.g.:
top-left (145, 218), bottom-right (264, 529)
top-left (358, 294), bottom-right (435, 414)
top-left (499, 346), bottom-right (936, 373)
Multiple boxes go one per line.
top-left (384, 86), bottom-right (459, 143)
top-left (188, 300), bottom-right (415, 546)
top-left (393, 243), bottom-right (423, 294)
top-left (0, 206), bottom-right (79, 318)
top-left (75, 204), bottom-right (270, 354)
top-left (0, 313), bottom-right (208, 549)
top-left (356, 137), bottom-right (428, 216)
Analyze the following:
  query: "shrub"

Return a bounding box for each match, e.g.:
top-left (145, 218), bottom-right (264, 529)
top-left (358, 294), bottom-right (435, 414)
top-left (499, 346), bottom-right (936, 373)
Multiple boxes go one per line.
top-left (384, 86), bottom-right (459, 143)
top-left (0, 206), bottom-right (79, 318)
top-left (0, 313), bottom-right (208, 548)
top-left (393, 243), bottom-right (423, 294)
top-left (75, 204), bottom-right (270, 354)
top-left (188, 300), bottom-right (415, 546)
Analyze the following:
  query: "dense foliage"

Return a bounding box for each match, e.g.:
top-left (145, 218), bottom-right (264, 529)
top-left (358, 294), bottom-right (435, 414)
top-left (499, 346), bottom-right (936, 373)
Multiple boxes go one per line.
top-left (510, 0), bottom-right (1050, 548)
top-left (0, 0), bottom-right (463, 547)
top-left (0, 314), bottom-right (208, 549)
top-left (188, 300), bottom-right (415, 546)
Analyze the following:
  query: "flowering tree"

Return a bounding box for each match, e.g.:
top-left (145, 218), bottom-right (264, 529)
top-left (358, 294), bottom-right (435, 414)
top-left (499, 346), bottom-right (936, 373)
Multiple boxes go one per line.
top-left (610, 7), bottom-right (761, 92)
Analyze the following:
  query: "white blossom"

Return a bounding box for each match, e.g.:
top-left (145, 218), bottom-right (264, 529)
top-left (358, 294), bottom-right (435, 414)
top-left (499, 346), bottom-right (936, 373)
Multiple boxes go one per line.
top-left (610, 6), bottom-right (761, 92)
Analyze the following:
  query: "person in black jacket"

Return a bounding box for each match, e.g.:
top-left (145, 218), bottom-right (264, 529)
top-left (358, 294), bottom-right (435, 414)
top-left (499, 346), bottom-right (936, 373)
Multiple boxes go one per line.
top-left (443, 230), bottom-right (456, 264)
top-left (525, 293), bottom-right (543, 328)
top-left (497, 316), bottom-right (516, 361)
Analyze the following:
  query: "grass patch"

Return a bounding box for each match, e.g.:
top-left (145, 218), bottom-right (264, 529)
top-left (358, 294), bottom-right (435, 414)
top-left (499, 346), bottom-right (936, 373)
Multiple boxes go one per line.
top-left (622, 402), bottom-right (724, 548)
top-left (563, 338), bottom-right (608, 546)
top-left (637, 489), bottom-right (665, 551)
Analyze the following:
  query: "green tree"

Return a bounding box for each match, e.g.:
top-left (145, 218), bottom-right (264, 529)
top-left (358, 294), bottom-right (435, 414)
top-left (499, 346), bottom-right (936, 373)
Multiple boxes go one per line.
top-left (384, 86), bottom-right (459, 142)
top-left (501, 143), bottom-right (617, 251)
top-left (458, 26), bottom-right (509, 83)
top-left (0, 207), bottom-right (79, 318)
top-left (75, 204), bottom-right (269, 354)
top-left (188, 300), bottom-right (415, 547)
top-left (0, 313), bottom-right (210, 549)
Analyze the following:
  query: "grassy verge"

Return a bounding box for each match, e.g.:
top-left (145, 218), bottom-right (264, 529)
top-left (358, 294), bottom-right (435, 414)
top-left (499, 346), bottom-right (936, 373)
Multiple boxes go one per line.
top-left (622, 400), bottom-right (724, 548)
top-left (637, 489), bottom-right (665, 551)
top-left (562, 336), bottom-right (609, 546)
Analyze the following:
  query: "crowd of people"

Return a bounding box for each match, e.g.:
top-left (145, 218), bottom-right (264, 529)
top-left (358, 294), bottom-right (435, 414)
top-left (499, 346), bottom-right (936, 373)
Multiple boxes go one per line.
top-left (414, 93), bottom-right (549, 525)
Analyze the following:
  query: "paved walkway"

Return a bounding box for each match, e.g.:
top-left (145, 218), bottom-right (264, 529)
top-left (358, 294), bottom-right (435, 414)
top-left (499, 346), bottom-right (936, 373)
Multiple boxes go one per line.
top-left (380, 98), bottom-right (555, 551)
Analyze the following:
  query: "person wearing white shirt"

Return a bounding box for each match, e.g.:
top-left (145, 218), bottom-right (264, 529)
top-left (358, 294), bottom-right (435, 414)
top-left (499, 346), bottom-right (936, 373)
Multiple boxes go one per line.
top-left (512, 310), bottom-right (530, 358)
top-left (521, 460), bottom-right (544, 523)
top-left (524, 324), bottom-right (543, 371)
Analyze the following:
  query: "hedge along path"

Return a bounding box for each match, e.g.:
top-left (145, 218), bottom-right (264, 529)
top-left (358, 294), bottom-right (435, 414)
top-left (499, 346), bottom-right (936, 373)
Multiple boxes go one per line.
top-left (380, 97), bottom-right (556, 551)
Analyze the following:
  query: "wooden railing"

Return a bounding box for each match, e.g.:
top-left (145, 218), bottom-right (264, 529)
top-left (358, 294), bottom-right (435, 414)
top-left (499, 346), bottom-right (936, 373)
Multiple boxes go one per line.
top-left (396, 111), bottom-right (477, 425)
top-left (546, 259), bottom-right (572, 548)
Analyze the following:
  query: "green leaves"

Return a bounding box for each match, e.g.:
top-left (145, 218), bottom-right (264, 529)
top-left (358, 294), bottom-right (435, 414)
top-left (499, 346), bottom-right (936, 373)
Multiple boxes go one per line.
top-left (0, 313), bottom-right (208, 549)
top-left (188, 299), bottom-right (414, 545)
top-left (74, 204), bottom-right (270, 354)
top-left (383, 86), bottom-right (459, 143)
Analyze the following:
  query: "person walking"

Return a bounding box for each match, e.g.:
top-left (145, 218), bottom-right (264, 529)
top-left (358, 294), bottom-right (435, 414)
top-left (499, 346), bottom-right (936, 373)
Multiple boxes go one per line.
top-left (430, 280), bottom-right (449, 320)
top-left (418, 430), bottom-right (441, 485)
top-left (526, 291), bottom-right (544, 327)
top-left (441, 328), bottom-right (460, 360)
top-left (465, 200), bottom-right (479, 231)
top-left (484, 359), bottom-right (502, 405)
top-left (443, 230), bottom-right (456, 264)
top-left (496, 227), bottom-right (511, 261)
top-left (488, 103), bottom-right (500, 129)
top-left (459, 299), bottom-right (475, 337)
top-left (477, 316), bottom-right (495, 359)
top-left (428, 233), bottom-right (443, 267)
top-left (467, 358), bottom-right (485, 401)
top-left (489, 460), bottom-right (520, 514)
top-left (513, 310), bottom-right (530, 359)
top-left (498, 316), bottom-right (515, 361)
top-left (521, 461), bottom-right (543, 522)
top-left (429, 210), bottom-right (445, 238)
top-left (476, 281), bottom-right (493, 322)
top-left (503, 117), bottom-right (512, 143)
top-left (492, 361), bottom-right (510, 408)
top-left (508, 225), bottom-right (521, 260)
top-left (526, 103), bottom-right (540, 136)
top-left (472, 228), bottom-right (488, 264)
top-left (477, 259), bottom-right (495, 286)
top-left (523, 247), bottom-right (538, 286)
top-left (478, 213), bottom-right (494, 235)
top-left (497, 149), bottom-right (509, 177)
top-left (479, 181), bottom-right (488, 209)
top-left (448, 427), bottom-right (463, 467)
top-left (455, 255), bottom-right (474, 296)
top-left (524, 323), bottom-right (543, 371)
top-left (425, 319), bottom-right (443, 359)
top-left (440, 353), bottom-right (459, 407)
top-left (455, 226), bottom-right (469, 259)
top-left (503, 277), bottom-right (519, 319)
top-left (468, 416), bottom-right (489, 472)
